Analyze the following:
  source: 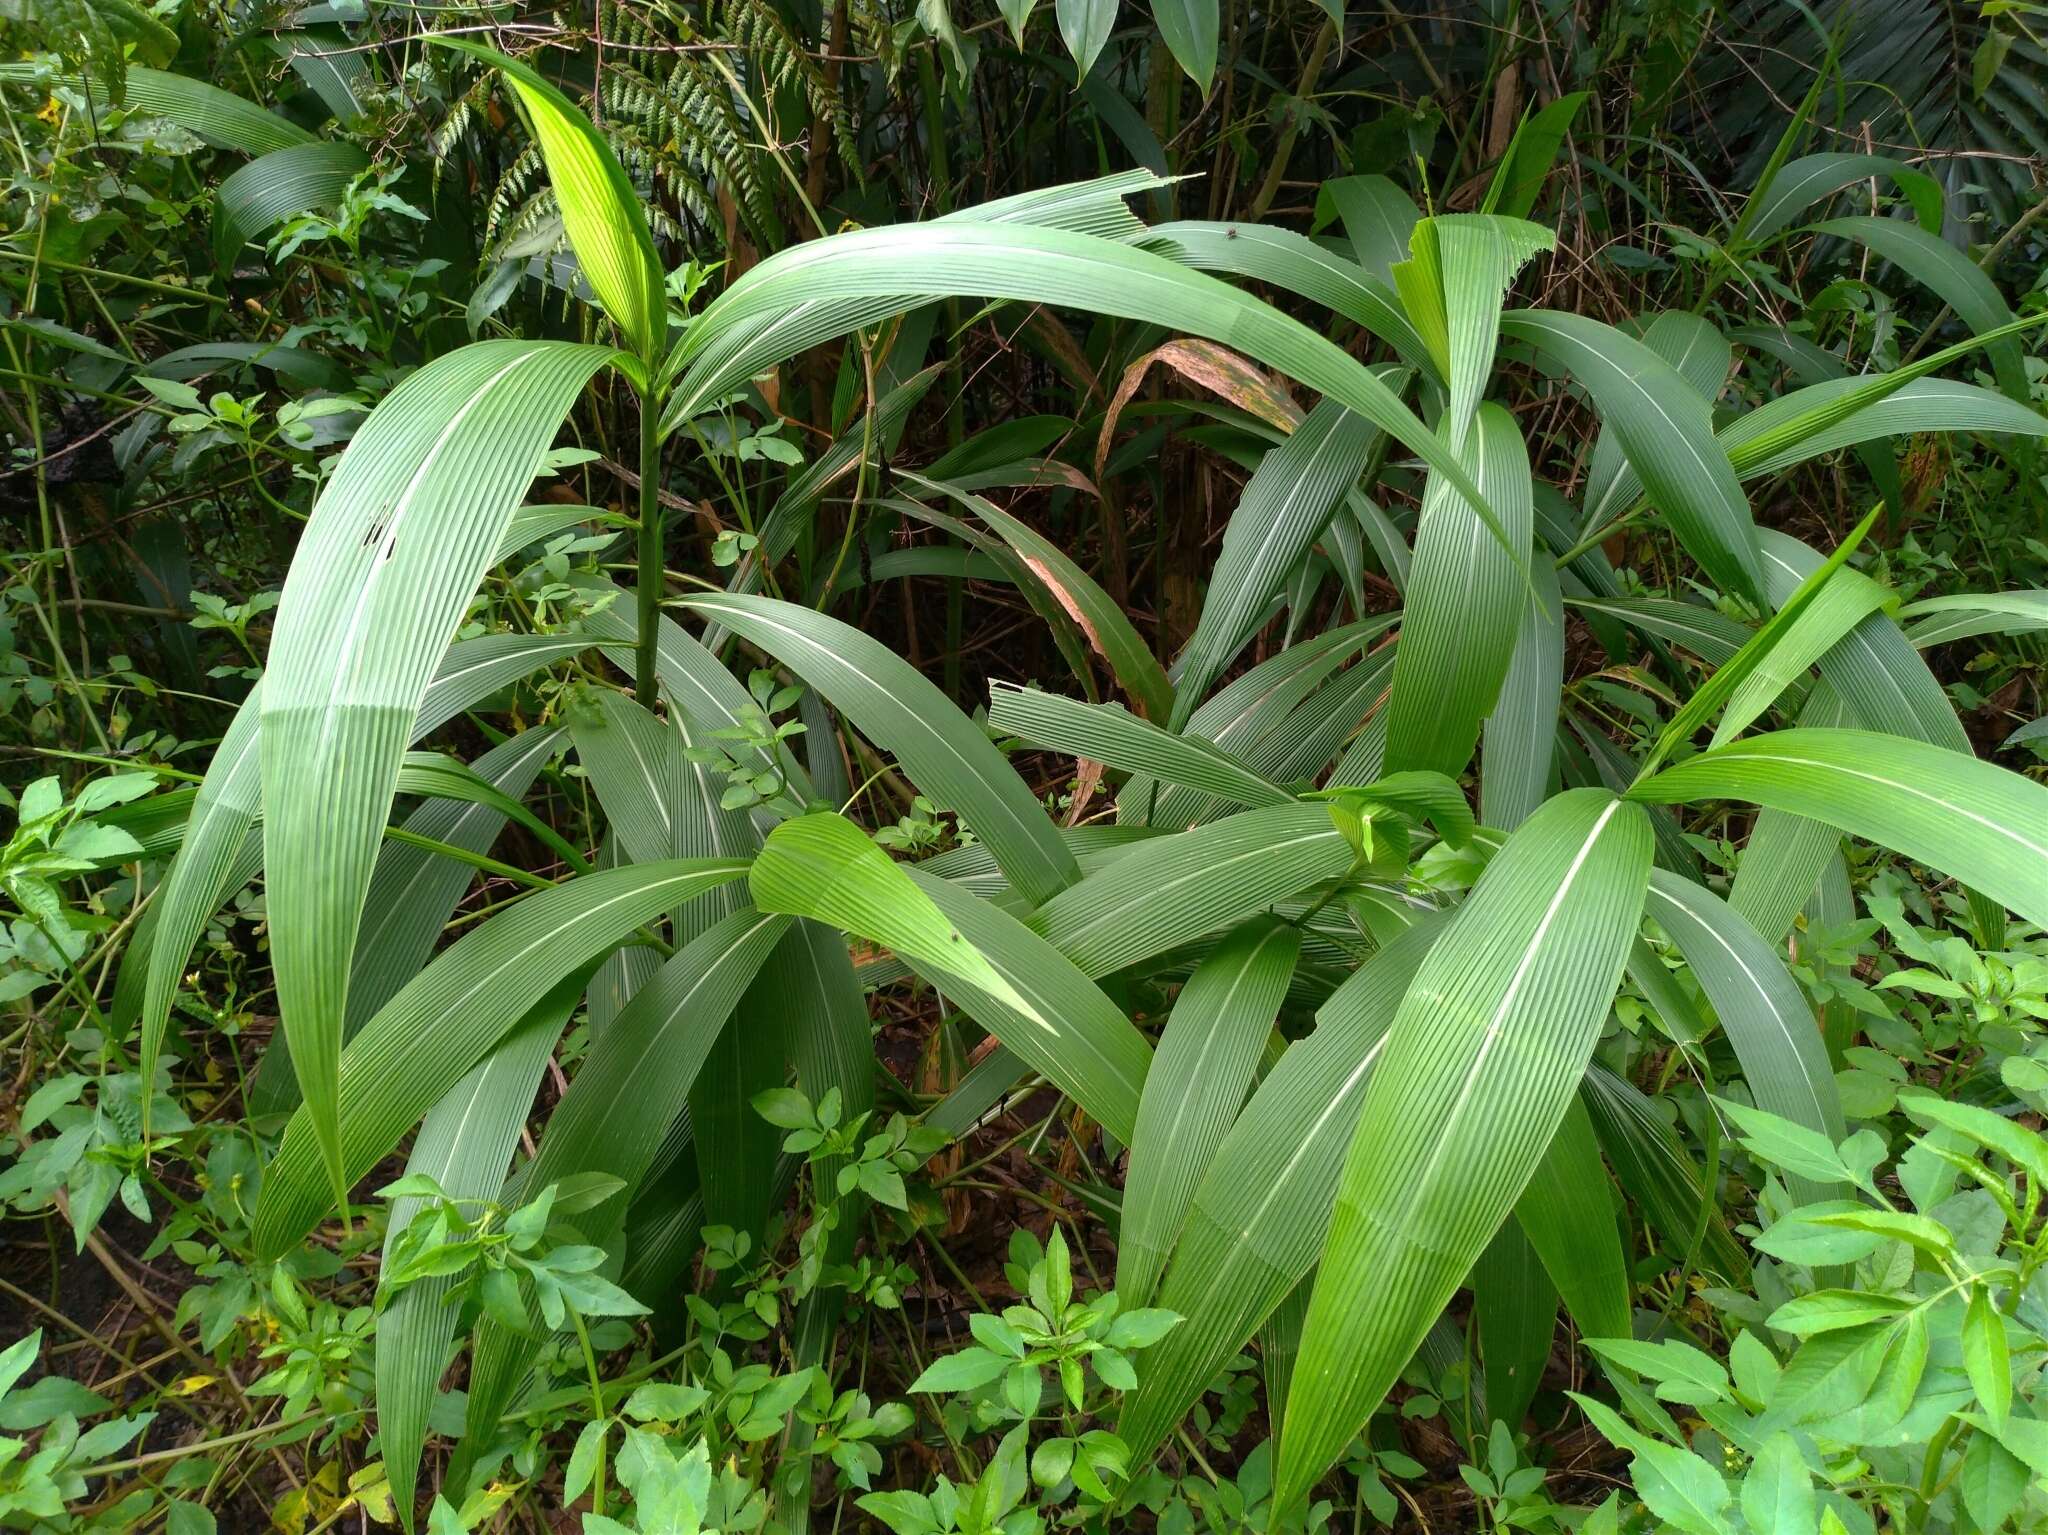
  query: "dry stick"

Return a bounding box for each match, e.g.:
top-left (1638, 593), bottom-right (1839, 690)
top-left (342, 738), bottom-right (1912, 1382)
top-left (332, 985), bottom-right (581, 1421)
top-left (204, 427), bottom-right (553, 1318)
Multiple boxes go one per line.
top-left (83, 1410), bottom-right (329, 1477)
top-left (54, 1196), bottom-right (305, 1493)
top-left (0, 1271), bottom-right (226, 1447)
top-left (0, 1272), bottom-right (194, 1387)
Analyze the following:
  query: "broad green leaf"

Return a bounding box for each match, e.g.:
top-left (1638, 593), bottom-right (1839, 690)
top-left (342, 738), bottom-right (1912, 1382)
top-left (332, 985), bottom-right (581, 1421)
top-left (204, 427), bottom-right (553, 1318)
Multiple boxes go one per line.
top-left (1384, 402), bottom-right (1533, 777)
top-left (687, 933), bottom-right (788, 1251)
top-left (0, 1332), bottom-right (45, 1416)
top-left (1393, 215), bottom-right (1552, 442)
top-left (1722, 323), bottom-right (1909, 517)
top-left (1746, 529), bottom-right (1992, 963)
top-left (1472, 1218), bottom-right (1557, 1432)
top-left (271, 22), bottom-right (371, 126)
top-left (1971, 1413), bottom-right (2048, 1481)
top-left (135, 688), bottom-right (263, 1117)
top-left (1716, 314), bottom-right (2048, 480)
top-left (135, 623), bottom-right (586, 1127)
top-left (1029, 801), bottom-right (1354, 978)
top-left (250, 858), bottom-right (748, 1257)
top-left (1721, 378), bottom-right (2048, 483)
top-left (1149, 0), bottom-right (1217, 91)
top-left (1119, 911), bottom-right (1451, 1464)
top-left (568, 691), bottom-right (756, 943)
top-left (460, 907), bottom-right (790, 1441)
top-left (1810, 216), bottom-right (2025, 400)
top-left (987, 682), bottom-right (1292, 809)
top-left (1124, 618), bottom-right (1394, 825)
top-left (668, 172), bottom-right (1165, 425)
top-left (260, 338), bottom-right (620, 1206)
top-left (1566, 596), bottom-right (1750, 667)
top-left (1581, 1065), bottom-right (1748, 1282)
top-left (1573, 1394), bottom-right (1734, 1534)
top-left (1118, 917), bottom-right (1300, 1305)
top-left (1630, 728), bottom-right (2048, 930)
top-left (0, 63), bottom-right (313, 151)
top-left (1963, 1285), bottom-right (2013, 1431)
top-left (1278, 789), bottom-right (1653, 1511)
top-left (1582, 312), bottom-right (1731, 534)
top-left (1170, 399), bottom-right (1388, 721)
top-left (1727, 791), bottom-right (1844, 946)
top-left (417, 632), bottom-right (603, 736)
top-left (666, 221), bottom-right (1497, 536)
top-left (1146, 219), bottom-right (1434, 373)
top-left (586, 592), bottom-right (814, 803)
top-left (1713, 561), bottom-right (1892, 747)
top-left (1056, 0), bottom-right (1116, 81)
top-left (1645, 871), bottom-right (1844, 1202)
top-left (569, 687), bottom-right (694, 861)
top-left (908, 869), bottom-right (1153, 1143)
top-left (1901, 589), bottom-right (2048, 647)
top-left (1482, 558), bottom-right (1564, 830)
top-left (1257, 1278), bottom-right (1313, 1450)
top-left (141, 340), bottom-right (349, 391)
top-left (1959, 1425), bottom-right (2028, 1533)
top-left (904, 473), bottom-right (1173, 721)
top-left (753, 814), bottom-right (1152, 1138)
top-left (1517, 1097), bottom-right (1631, 1345)
top-left (1501, 309), bottom-right (1761, 599)
top-left (1767, 1291), bottom-right (1913, 1337)
top-left (1739, 153), bottom-right (1944, 245)
top-left (248, 727), bottom-right (566, 1118)
top-left (1322, 175), bottom-right (1420, 286)
top-left (134, 630), bottom-right (593, 1137)
top-left (1640, 504), bottom-right (1883, 776)
top-left (1896, 1091), bottom-right (2048, 1191)
top-left (785, 914), bottom-right (878, 1366)
top-left (1485, 92), bottom-right (1590, 219)
top-left (997, 0), bottom-right (1037, 43)
top-left (213, 142), bottom-right (368, 266)
top-left (680, 592), bottom-right (1077, 905)
top-left (378, 985), bottom-right (571, 1528)
top-left (432, 40), bottom-right (666, 360)
top-left (752, 814), bottom-right (1025, 1007)
top-left (1264, 644), bottom-right (1399, 795)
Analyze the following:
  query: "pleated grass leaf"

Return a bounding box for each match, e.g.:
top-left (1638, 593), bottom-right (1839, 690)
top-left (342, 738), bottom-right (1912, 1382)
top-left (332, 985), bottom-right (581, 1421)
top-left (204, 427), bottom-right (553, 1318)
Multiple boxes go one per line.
top-left (1645, 870), bottom-right (1845, 1204)
top-left (986, 682), bottom-right (1292, 809)
top-left (1027, 801), bottom-right (1354, 980)
top-left (1117, 911), bottom-right (1451, 1464)
top-left (1629, 728), bottom-right (2048, 931)
top-left (1277, 789), bottom-right (1653, 1511)
top-left (682, 593), bottom-right (1079, 907)
top-left (376, 982), bottom-right (576, 1527)
top-left (259, 339), bottom-right (621, 1208)
top-left (432, 40), bottom-right (667, 363)
top-left (753, 814), bottom-right (1152, 1139)
top-left (1383, 402), bottom-right (1533, 778)
top-left (458, 906), bottom-right (791, 1443)
top-left (252, 858), bottom-right (748, 1257)
top-left (1117, 916), bottom-right (1300, 1306)
top-left (666, 221), bottom-right (1509, 553)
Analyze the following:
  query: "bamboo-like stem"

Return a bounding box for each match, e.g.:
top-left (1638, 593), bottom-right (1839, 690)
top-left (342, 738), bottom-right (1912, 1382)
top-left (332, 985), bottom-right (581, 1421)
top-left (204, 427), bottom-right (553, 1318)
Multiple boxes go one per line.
top-left (635, 393), bottom-right (663, 706)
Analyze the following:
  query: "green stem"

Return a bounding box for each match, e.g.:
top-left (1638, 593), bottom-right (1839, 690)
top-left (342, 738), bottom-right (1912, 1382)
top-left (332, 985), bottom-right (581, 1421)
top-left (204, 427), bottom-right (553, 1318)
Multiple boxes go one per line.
top-left (636, 391), bottom-right (663, 707)
top-left (570, 1306), bottom-right (611, 1516)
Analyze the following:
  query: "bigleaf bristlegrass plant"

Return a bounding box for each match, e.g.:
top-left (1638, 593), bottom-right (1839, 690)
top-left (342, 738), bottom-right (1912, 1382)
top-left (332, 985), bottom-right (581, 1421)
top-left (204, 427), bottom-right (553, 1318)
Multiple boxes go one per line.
top-left (110, 40), bottom-right (2048, 1528)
